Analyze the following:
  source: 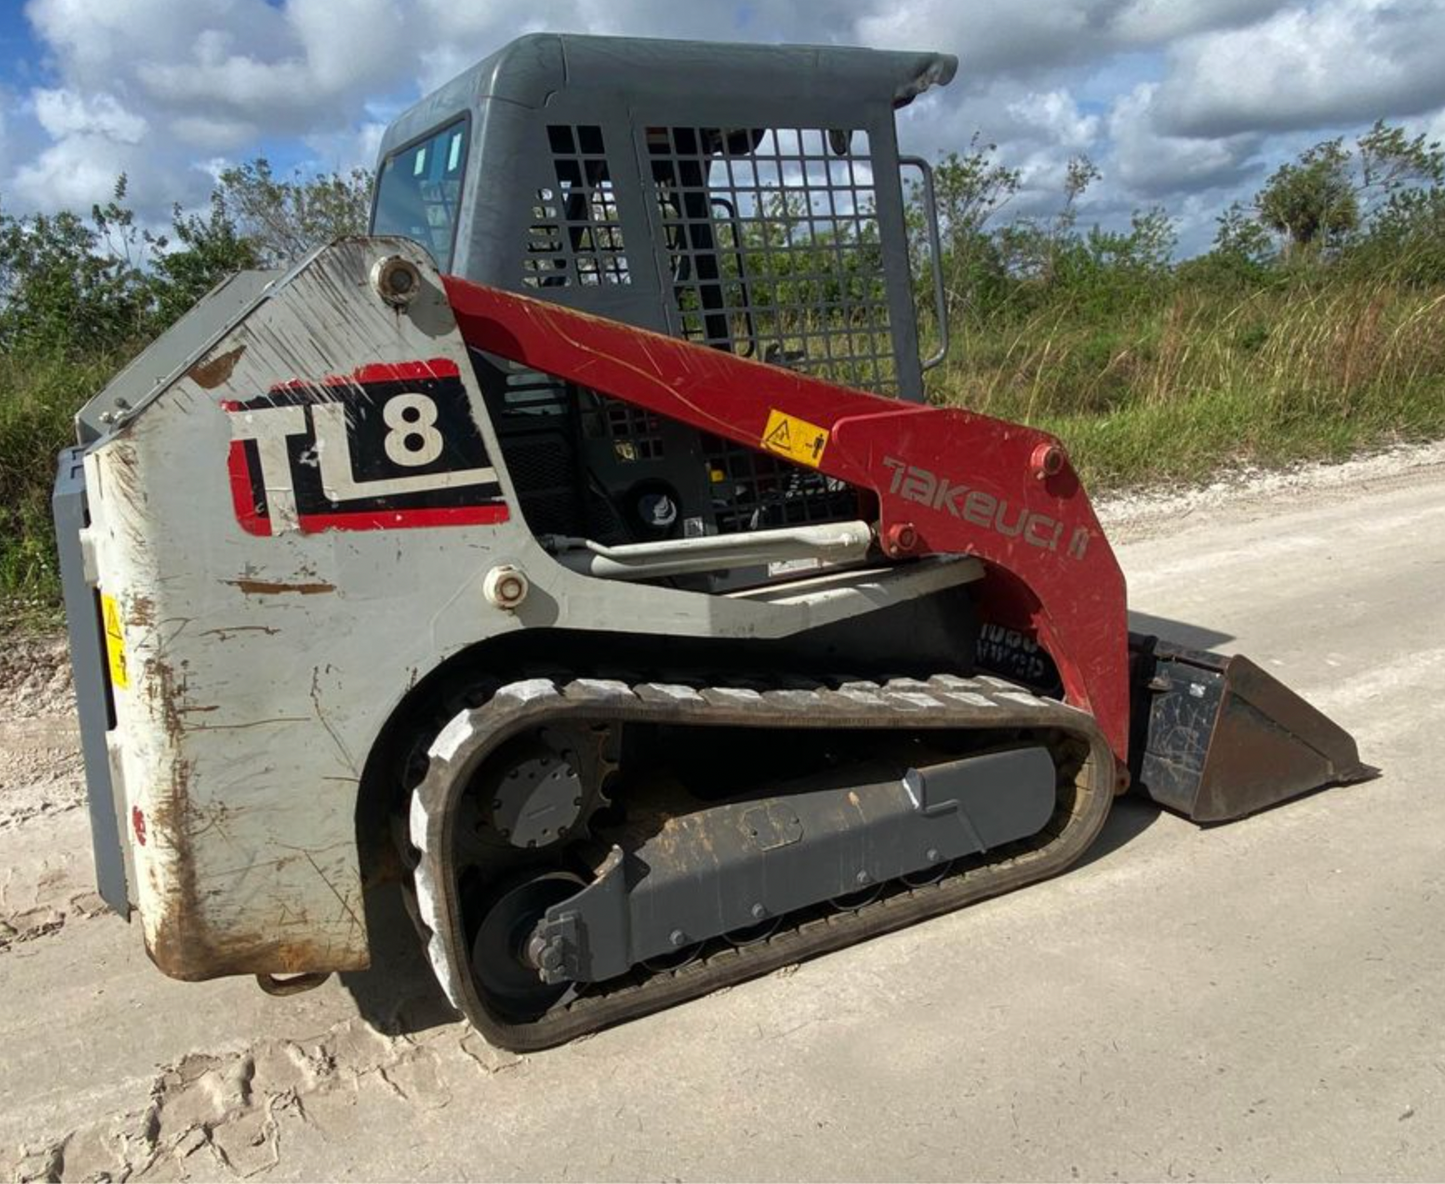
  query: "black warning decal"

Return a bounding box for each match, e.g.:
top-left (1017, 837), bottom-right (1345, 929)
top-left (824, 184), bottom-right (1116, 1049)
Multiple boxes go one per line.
top-left (224, 358), bottom-right (509, 535)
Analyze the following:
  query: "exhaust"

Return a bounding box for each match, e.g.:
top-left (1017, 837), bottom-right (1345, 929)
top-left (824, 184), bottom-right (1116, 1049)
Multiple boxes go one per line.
top-left (1128, 634), bottom-right (1374, 823)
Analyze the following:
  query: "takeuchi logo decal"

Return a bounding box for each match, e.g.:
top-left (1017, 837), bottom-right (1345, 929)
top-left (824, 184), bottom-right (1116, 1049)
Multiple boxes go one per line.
top-left (882, 456), bottom-right (1090, 560)
top-left (223, 358), bottom-right (509, 536)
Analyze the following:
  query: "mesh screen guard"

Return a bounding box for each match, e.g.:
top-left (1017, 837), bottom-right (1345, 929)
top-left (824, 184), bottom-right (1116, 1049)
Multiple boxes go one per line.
top-left (500, 117), bottom-right (912, 542)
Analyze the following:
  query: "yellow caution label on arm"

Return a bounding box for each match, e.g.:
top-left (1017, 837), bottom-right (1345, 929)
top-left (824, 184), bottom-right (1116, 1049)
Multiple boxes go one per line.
top-left (761, 409), bottom-right (830, 468)
top-left (101, 594), bottom-right (129, 690)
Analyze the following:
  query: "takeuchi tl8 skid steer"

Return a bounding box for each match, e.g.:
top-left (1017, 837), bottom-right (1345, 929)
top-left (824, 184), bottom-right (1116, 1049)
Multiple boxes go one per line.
top-left (54, 35), bottom-right (1369, 1051)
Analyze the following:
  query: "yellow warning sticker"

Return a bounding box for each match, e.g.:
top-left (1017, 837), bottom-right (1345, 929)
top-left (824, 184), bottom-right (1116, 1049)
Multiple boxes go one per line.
top-left (760, 408), bottom-right (830, 468)
top-left (101, 593), bottom-right (129, 690)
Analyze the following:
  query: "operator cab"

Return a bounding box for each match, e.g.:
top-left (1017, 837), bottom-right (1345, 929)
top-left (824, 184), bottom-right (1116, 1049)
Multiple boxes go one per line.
top-left (371, 33), bottom-right (955, 550)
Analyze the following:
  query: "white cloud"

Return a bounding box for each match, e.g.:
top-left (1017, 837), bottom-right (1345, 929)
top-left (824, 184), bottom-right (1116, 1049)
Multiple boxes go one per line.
top-left (1008, 90), bottom-right (1100, 151)
top-left (303, 119), bottom-right (390, 175)
top-left (12, 137), bottom-right (135, 210)
top-left (32, 89), bottom-right (147, 143)
top-left (856, 0), bottom-right (1297, 78)
top-left (405, 0), bottom-right (863, 93)
top-left (170, 114), bottom-right (263, 151)
top-left (1109, 82), bottom-right (1262, 196)
top-left (1109, 0), bottom-right (1293, 44)
top-left (12, 0), bottom-right (416, 212)
top-left (1152, 0), bottom-right (1445, 137)
top-left (1421, 108), bottom-right (1445, 149)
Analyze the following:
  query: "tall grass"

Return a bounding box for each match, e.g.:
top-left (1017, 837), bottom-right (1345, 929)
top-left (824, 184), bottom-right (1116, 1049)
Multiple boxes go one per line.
top-left (934, 277), bottom-right (1445, 486)
top-left (0, 348), bottom-right (124, 620)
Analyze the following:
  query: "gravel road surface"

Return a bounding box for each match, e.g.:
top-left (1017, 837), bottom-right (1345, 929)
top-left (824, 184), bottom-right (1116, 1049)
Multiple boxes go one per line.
top-left (4, 445), bottom-right (1443, 1182)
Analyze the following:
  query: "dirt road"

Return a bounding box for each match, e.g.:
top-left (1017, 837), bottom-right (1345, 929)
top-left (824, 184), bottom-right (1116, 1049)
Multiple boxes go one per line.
top-left (4, 446), bottom-right (1444, 1182)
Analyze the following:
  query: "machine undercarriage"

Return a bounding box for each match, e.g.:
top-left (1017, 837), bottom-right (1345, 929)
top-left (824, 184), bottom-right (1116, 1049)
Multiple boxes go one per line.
top-left (407, 670), bottom-right (1112, 1050)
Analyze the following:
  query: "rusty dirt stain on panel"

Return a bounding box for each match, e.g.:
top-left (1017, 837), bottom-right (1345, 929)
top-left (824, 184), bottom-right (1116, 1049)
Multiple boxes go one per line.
top-left (143, 648), bottom-right (366, 979)
top-left (187, 345), bottom-right (247, 389)
top-left (223, 579), bottom-right (337, 596)
top-left (140, 657), bottom-right (194, 976)
top-left (128, 593), bottom-right (157, 628)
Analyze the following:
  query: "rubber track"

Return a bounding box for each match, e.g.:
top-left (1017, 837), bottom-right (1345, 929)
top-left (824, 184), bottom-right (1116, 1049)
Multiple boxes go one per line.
top-left (409, 673), bottom-right (1116, 1051)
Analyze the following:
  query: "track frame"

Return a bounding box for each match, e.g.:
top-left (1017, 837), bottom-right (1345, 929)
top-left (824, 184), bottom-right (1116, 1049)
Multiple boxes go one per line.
top-left (410, 673), bottom-right (1115, 1051)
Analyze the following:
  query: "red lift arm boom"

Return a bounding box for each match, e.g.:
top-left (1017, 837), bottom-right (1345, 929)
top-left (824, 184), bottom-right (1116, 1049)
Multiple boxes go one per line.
top-left (445, 275), bottom-right (1133, 769)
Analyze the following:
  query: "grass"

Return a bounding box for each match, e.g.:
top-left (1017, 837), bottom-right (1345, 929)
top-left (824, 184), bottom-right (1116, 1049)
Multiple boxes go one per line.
top-left (932, 277), bottom-right (1445, 486)
top-left (3, 275), bottom-right (1444, 623)
top-left (0, 347), bottom-right (127, 627)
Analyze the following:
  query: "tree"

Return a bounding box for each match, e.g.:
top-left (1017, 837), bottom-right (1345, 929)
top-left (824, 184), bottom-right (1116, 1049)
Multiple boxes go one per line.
top-left (1060, 156), bottom-right (1102, 233)
top-left (908, 136), bottom-right (1021, 322)
top-left (1238, 122), bottom-right (1445, 268)
top-left (928, 136), bottom-right (1022, 241)
top-left (0, 178), bottom-right (155, 356)
top-left (1085, 207), bottom-right (1177, 275)
top-left (214, 159), bottom-right (374, 267)
top-left (1212, 200), bottom-right (1276, 266)
top-left (1185, 199), bottom-right (1281, 286)
top-left (0, 174), bottom-right (269, 356)
top-left (1257, 138), bottom-right (1359, 258)
top-left (0, 158), bottom-right (374, 359)
top-left (151, 191), bottom-right (262, 324)
top-left (1355, 120), bottom-right (1445, 216)
top-left (997, 153), bottom-right (1101, 285)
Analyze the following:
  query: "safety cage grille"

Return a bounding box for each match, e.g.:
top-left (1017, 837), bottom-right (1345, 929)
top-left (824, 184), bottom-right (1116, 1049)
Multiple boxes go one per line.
top-left (645, 124), bottom-right (896, 396)
top-left (701, 434), bottom-right (857, 535)
top-left (505, 120), bottom-right (890, 542)
top-left (524, 124), bottom-right (631, 288)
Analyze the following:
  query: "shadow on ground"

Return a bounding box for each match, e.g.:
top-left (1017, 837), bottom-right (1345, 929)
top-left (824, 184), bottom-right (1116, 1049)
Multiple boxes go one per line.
top-left (344, 805), bottom-right (1176, 1038)
top-left (1074, 795), bottom-right (1167, 870)
top-left (340, 885), bottom-right (459, 1038)
top-left (1127, 611), bottom-right (1234, 651)
top-left (341, 613), bottom-right (1248, 1037)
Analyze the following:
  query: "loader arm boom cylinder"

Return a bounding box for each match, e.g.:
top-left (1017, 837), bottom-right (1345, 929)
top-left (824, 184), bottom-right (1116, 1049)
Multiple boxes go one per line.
top-left (444, 275), bottom-right (1133, 765)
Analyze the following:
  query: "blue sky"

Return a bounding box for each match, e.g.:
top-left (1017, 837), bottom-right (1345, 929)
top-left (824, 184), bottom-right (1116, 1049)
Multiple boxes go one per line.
top-left (0, 5), bottom-right (42, 93)
top-left (3, 0), bottom-right (1445, 255)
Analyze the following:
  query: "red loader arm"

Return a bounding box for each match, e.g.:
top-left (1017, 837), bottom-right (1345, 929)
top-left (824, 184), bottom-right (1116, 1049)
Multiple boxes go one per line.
top-left (445, 276), bottom-right (1133, 768)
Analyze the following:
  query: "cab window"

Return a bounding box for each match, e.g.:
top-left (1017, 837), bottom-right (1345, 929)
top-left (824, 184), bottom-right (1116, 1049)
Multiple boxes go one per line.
top-left (371, 119), bottom-right (468, 269)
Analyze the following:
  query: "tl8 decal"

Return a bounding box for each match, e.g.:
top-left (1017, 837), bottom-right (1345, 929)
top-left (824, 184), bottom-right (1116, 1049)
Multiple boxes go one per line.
top-left (223, 359), bottom-right (509, 536)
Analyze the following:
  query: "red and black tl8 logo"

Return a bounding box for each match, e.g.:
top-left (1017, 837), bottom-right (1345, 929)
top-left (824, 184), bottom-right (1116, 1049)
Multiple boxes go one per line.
top-left (224, 358), bottom-right (509, 536)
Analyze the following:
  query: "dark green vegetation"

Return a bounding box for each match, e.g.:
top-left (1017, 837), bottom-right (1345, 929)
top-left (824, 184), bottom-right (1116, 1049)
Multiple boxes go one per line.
top-left (0, 164), bottom-right (370, 619)
top-left (4, 124), bottom-right (1445, 615)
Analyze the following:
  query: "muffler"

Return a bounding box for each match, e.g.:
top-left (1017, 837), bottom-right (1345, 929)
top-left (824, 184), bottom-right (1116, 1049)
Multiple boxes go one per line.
top-left (1129, 635), bottom-right (1373, 823)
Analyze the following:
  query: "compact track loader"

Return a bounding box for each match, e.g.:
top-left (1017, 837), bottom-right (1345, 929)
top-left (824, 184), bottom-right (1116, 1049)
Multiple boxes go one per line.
top-left (54, 34), bottom-right (1368, 1050)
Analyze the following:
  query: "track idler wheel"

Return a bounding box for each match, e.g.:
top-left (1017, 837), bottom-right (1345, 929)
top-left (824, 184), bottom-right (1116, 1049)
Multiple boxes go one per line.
top-left (900, 858), bottom-right (953, 888)
top-left (471, 870), bottom-right (586, 1018)
top-left (640, 944), bottom-right (702, 973)
top-left (723, 916), bottom-right (780, 947)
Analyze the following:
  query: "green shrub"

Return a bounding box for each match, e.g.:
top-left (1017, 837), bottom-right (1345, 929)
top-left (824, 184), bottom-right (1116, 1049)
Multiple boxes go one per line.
top-left (932, 276), bottom-right (1445, 486)
top-left (0, 349), bottom-right (123, 599)
top-left (0, 161), bottom-right (371, 619)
